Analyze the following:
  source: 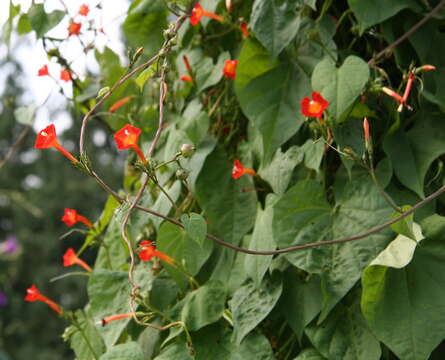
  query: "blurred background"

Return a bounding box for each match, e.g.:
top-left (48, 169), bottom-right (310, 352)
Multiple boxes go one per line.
top-left (0, 1), bottom-right (129, 358)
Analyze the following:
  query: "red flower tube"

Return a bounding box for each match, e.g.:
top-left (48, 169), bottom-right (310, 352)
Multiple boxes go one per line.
top-left (109, 97), bottom-right (132, 113)
top-left (61, 208), bottom-right (93, 228)
top-left (68, 21), bottom-right (82, 36)
top-left (25, 285), bottom-right (63, 314)
top-left (232, 160), bottom-right (256, 179)
top-left (300, 92), bottom-right (329, 118)
top-left (63, 248), bottom-right (92, 272)
top-left (38, 65), bottom-right (49, 77)
top-left (190, 3), bottom-right (224, 26)
top-left (240, 21), bottom-right (249, 38)
top-left (101, 313), bottom-right (133, 326)
top-left (78, 4), bottom-right (89, 16)
top-left (138, 241), bottom-right (174, 264)
top-left (223, 60), bottom-right (238, 79)
top-left (381, 87), bottom-right (403, 103)
top-left (34, 124), bottom-right (78, 163)
top-left (363, 117), bottom-right (370, 141)
top-left (114, 124), bottom-right (148, 164)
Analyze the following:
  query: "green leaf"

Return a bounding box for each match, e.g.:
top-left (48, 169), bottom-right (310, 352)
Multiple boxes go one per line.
top-left (369, 222), bottom-right (424, 269)
top-left (97, 87), bottom-right (111, 99)
top-left (348, 0), bottom-right (419, 34)
top-left (196, 51), bottom-right (230, 93)
top-left (244, 195), bottom-right (277, 287)
top-left (302, 139), bottom-right (325, 173)
top-left (181, 212), bottom-right (207, 247)
top-left (250, 0), bottom-right (303, 58)
top-left (195, 146), bottom-right (257, 245)
top-left (361, 216), bottom-right (445, 360)
top-left (157, 221), bottom-right (213, 279)
top-left (390, 205), bottom-right (415, 240)
top-left (17, 14), bottom-right (32, 35)
top-left (229, 275), bottom-right (282, 345)
top-left (14, 104), bottom-right (37, 126)
top-left (153, 342), bottom-right (194, 360)
top-left (176, 281), bottom-right (227, 331)
top-left (28, 4), bottom-right (65, 38)
top-left (280, 270), bottom-right (323, 340)
top-left (294, 348), bottom-right (326, 360)
top-left (135, 63), bottom-right (156, 91)
top-left (306, 292), bottom-right (381, 360)
top-left (179, 99), bottom-right (210, 145)
top-left (122, 0), bottom-right (168, 58)
top-left (64, 310), bottom-right (106, 360)
top-left (312, 56), bottom-right (369, 122)
top-left (99, 342), bottom-right (144, 360)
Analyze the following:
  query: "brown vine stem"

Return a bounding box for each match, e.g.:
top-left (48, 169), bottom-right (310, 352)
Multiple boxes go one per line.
top-left (368, 0), bottom-right (445, 66)
top-left (0, 125), bottom-right (30, 171)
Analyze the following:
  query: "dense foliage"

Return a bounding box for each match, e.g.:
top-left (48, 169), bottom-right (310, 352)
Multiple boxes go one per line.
top-left (4, 0), bottom-right (445, 359)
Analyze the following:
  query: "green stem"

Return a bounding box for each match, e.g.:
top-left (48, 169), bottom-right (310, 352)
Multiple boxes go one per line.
top-left (74, 319), bottom-right (99, 360)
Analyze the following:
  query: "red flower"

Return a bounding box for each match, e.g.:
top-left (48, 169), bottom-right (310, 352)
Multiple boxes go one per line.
top-left (240, 21), bottom-right (249, 38)
top-left (363, 117), bottom-right (370, 141)
top-left (63, 248), bottom-right (92, 272)
top-left (78, 4), bottom-right (89, 16)
top-left (180, 74), bottom-right (193, 82)
top-left (114, 124), bottom-right (148, 164)
top-left (190, 3), bottom-right (224, 26)
top-left (301, 92), bottom-right (329, 118)
top-left (61, 208), bottom-right (93, 228)
top-left (25, 285), bottom-right (63, 314)
top-left (101, 313), bottom-right (133, 326)
top-left (68, 21), bottom-right (82, 36)
top-left (60, 70), bottom-right (72, 82)
top-left (223, 60), bottom-right (238, 79)
top-left (38, 65), bottom-right (49, 77)
top-left (381, 87), bottom-right (403, 103)
top-left (34, 124), bottom-right (78, 163)
top-left (138, 241), bottom-right (174, 264)
top-left (232, 160), bottom-right (256, 179)
top-left (109, 97), bottom-right (132, 113)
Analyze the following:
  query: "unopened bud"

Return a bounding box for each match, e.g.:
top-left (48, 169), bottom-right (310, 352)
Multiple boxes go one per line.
top-left (381, 87), bottom-right (403, 103)
top-left (180, 144), bottom-right (195, 158)
top-left (416, 65), bottom-right (436, 73)
top-left (363, 117), bottom-right (370, 141)
top-left (132, 47), bottom-right (144, 63)
top-left (176, 169), bottom-right (189, 180)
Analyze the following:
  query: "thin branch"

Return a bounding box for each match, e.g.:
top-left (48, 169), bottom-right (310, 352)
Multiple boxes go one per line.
top-left (0, 126), bottom-right (30, 170)
top-left (368, 0), bottom-right (445, 66)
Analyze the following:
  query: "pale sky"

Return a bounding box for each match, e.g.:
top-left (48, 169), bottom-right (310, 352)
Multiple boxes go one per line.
top-left (0, 0), bottom-right (129, 134)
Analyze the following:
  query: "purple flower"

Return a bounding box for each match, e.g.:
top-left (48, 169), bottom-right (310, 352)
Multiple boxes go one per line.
top-left (2, 236), bottom-right (18, 254)
top-left (0, 292), bottom-right (8, 307)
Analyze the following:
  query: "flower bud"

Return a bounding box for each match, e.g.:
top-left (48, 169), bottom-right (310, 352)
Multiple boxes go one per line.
top-left (180, 144), bottom-right (195, 158)
top-left (176, 168), bottom-right (189, 181)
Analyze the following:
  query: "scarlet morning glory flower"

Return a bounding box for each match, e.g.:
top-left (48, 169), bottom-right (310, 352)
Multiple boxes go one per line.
top-left (34, 124), bottom-right (78, 163)
top-left (25, 285), bottom-right (63, 314)
top-left (109, 97), bottom-right (132, 113)
top-left (68, 21), bottom-right (82, 36)
top-left (60, 70), bottom-right (72, 82)
top-left (114, 124), bottom-right (148, 164)
top-left (63, 248), bottom-right (92, 272)
top-left (232, 160), bottom-right (256, 179)
top-left (190, 3), bottom-right (224, 26)
top-left (138, 241), bottom-right (174, 264)
top-left (180, 74), bottom-right (193, 82)
top-left (223, 60), bottom-right (238, 79)
top-left (301, 92), bottom-right (329, 118)
top-left (61, 208), bottom-right (93, 228)
top-left (78, 4), bottom-right (89, 16)
top-left (38, 65), bottom-right (49, 77)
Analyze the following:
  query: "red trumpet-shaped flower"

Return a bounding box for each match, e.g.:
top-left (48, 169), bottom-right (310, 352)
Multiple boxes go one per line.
top-left (78, 4), bottom-right (89, 16)
top-left (109, 97), bottom-right (132, 113)
top-left (232, 160), bottom-right (256, 179)
top-left (61, 208), bottom-right (93, 228)
top-left (240, 21), bottom-right (249, 38)
top-left (114, 124), bottom-right (148, 164)
top-left (100, 313), bottom-right (133, 326)
top-left (34, 124), bottom-right (78, 163)
top-left (301, 92), bottom-right (329, 118)
top-left (25, 285), bottom-right (63, 314)
top-left (38, 65), bottom-right (49, 77)
top-left (223, 60), bottom-right (238, 79)
top-left (63, 248), bottom-right (92, 272)
top-left (180, 74), bottom-right (193, 82)
top-left (190, 3), bottom-right (224, 26)
top-left (138, 241), bottom-right (174, 264)
top-left (60, 70), bottom-right (72, 82)
top-left (68, 21), bottom-right (82, 36)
